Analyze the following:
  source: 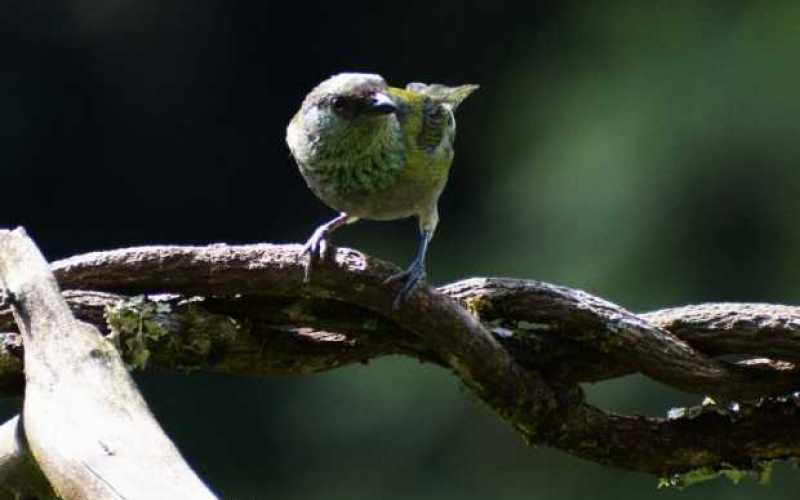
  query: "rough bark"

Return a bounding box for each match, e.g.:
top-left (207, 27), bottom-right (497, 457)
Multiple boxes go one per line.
top-left (0, 239), bottom-right (799, 483)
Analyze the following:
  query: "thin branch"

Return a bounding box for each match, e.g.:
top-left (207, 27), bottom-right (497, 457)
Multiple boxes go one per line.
top-left (644, 303), bottom-right (800, 361)
top-left (546, 397), bottom-right (800, 475)
top-left (443, 278), bottom-right (800, 397)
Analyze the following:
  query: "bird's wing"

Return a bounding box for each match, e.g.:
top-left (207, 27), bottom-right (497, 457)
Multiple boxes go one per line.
top-left (405, 82), bottom-right (479, 153)
top-left (417, 97), bottom-right (450, 153)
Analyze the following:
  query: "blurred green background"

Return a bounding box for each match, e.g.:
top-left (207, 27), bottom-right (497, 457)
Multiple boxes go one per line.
top-left (3, 0), bottom-right (800, 497)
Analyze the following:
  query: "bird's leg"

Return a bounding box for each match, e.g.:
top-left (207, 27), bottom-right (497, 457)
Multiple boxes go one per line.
top-left (302, 212), bottom-right (355, 282)
top-left (384, 228), bottom-right (433, 309)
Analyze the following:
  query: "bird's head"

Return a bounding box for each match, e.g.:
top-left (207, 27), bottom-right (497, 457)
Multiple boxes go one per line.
top-left (292, 73), bottom-right (399, 151)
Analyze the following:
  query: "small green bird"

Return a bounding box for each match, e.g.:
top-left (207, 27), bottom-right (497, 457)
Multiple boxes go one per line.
top-left (286, 73), bottom-right (478, 307)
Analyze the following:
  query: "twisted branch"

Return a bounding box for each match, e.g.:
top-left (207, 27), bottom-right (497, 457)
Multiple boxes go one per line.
top-left (1, 242), bottom-right (799, 479)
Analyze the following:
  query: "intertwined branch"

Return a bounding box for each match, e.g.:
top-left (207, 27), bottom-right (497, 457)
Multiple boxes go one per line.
top-left (1, 242), bottom-right (800, 480)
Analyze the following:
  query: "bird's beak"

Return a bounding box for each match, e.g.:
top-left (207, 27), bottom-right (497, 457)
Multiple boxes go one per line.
top-left (366, 93), bottom-right (397, 114)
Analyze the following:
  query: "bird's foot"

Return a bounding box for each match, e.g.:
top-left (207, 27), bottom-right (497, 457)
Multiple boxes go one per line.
top-left (301, 227), bottom-right (335, 283)
top-left (383, 262), bottom-right (426, 310)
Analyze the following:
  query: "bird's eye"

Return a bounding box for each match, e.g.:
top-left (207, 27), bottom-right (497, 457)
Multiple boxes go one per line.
top-left (331, 96), bottom-right (346, 111)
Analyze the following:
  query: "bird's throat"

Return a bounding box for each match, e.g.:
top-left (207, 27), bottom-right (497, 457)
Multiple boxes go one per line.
top-left (310, 117), bottom-right (405, 194)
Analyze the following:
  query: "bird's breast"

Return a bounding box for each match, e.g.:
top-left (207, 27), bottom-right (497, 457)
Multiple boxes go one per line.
top-left (291, 110), bottom-right (453, 220)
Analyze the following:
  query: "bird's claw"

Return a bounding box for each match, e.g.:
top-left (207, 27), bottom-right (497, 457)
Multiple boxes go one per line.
top-left (302, 227), bottom-right (334, 282)
top-left (302, 227), bottom-right (330, 260)
top-left (383, 263), bottom-right (426, 310)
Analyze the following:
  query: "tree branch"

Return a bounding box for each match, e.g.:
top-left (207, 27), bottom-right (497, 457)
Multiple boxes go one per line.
top-left (0, 415), bottom-right (54, 499)
top-left (0, 229), bottom-right (216, 499)
top-left (1, 241), bottom-right (799, 479)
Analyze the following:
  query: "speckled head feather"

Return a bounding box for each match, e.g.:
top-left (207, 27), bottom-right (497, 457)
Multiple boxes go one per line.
top-left (301, 73), bottom-right (388, 111)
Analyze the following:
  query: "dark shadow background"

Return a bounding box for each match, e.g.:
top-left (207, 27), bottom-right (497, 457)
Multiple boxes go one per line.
top-left (3, 0), bottom-right (800, 497)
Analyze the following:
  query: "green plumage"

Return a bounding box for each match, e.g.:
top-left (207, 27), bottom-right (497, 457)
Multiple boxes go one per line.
top-left (287, 72), bottom-right (477, 305)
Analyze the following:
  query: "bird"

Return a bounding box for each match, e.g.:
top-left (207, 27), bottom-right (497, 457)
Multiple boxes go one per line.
top-left (286, 72), bottom-right (478, 308)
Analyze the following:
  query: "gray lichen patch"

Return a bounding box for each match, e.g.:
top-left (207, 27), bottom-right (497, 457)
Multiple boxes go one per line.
top-left (176, 304), bottom-right (242, 360)
top-left (104, 295), bottom-right (172, 370)
top-left (104, 295), bottom-right (244, 372)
